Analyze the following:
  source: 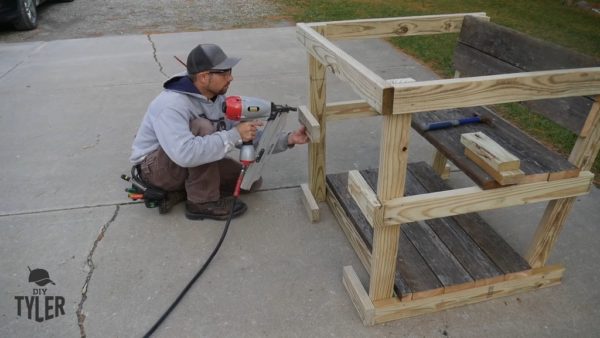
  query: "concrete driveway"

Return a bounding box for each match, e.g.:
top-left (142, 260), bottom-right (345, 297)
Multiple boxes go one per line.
top-left (1, 26), bottom-right (599, 337)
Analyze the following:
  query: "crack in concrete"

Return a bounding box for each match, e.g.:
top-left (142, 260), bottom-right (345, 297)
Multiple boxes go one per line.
top-left (147, 34), bottom-right (168, 78)
top-left (76, 205), bottom-right (120, 338)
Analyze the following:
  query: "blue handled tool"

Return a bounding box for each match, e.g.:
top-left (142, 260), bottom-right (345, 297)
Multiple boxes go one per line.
top-left (419, 115), bottom-right (489, 131)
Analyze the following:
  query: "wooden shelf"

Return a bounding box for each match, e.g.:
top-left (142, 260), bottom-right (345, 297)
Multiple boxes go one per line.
top-left (327, 163), bottom-right (533, 300)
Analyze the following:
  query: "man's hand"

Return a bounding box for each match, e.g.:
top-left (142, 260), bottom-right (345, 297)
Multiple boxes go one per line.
top-left (236, 120), bottom-right (264, 142)
top-left (288, 125), bottom-right (309, 145)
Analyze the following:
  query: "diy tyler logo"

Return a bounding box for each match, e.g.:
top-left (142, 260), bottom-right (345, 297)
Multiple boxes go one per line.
top-left (14, 267), bottom-right (65, 322)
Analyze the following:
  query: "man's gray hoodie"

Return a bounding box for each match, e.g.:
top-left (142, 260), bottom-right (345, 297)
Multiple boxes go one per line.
top-left (130, 74), bottom-right (289, 167)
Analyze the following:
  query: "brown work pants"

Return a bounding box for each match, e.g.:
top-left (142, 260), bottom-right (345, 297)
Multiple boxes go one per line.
top-left (140, 118), bottom-right (242, 204)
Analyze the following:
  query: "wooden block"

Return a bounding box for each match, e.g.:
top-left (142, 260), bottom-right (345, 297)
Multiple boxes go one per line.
top-left (325, 100), bottom-right (379, 121)
top-left (298, 105), bottom-right (320, 143)
top-left (300, 183), bottom-right (319, 223)
top-left (348, 170), bottom-right (381, 228)
top-left (461, 132), bottom-right (521, 172)
top-left (431, 151), bottom-right (450, 180)
top-left (464, 148), bottom-right (525, 185)
top-left (342, 266), bottom-right (376, 326)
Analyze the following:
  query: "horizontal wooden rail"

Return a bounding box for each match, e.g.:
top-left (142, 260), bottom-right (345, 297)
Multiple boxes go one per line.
top-left (325, 100), bottom-right (379, 121)
top-left (296, 23), bottom-right (393, 114)
top-left (383, 171), bottom-right (594, 225)
top-left (371, 265), bottom-right (564, 324)
top-left (320, 13), bottom-right (489, 40)
top-left (392, 68), bottom-right (600, 114)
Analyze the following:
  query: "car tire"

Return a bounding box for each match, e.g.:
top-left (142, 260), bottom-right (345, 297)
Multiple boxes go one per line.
top-left (13, 0), bottom-right (38, 31)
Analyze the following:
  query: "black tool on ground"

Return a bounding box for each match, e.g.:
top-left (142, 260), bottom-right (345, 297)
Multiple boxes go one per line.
top-left (121, 166), bottom-right (166, 209)
top-left (419, 114), bottom-right (491, 131)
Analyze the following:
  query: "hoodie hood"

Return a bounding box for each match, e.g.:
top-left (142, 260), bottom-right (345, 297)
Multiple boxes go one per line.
top-left (163, 74), bottom-right (202, 96)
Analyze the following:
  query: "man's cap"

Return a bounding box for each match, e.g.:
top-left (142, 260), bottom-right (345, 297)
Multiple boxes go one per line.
top-left (186, 44), bottom-right (240, 74)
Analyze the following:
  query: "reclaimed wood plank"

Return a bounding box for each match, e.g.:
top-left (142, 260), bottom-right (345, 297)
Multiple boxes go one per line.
top-left (453, 42), bottom-right (594, 134)
top-left (405, 164), bottom-right (505, 285)
top-left (361, 169), bottom-right (444, 299)
top-left (326, 173), bottom-right (412, 299)
top-left (408, 162), bottom-right (531, 275)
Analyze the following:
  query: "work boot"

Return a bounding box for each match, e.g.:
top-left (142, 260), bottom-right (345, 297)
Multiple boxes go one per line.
top-left (158, 190), bottom-right (187, 214)
top-left (185, 196), bottom-right (247, 221)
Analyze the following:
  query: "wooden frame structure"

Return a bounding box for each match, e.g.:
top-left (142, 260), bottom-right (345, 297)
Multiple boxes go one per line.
top-left (296, 13), bottom-right (600, 325)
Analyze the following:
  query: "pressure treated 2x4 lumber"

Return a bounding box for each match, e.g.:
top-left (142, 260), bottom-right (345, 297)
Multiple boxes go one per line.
top-left (320, 12), bottom-right (489, 40)
top-left (307, 25), bottom-right (327, 202)
top-left (296, 23), bottom-right (393, 115)
top-left (392, 67), bottom-right (600, 114)
top-left (324, 100), bottom-right (380, 121)
top-left (371, 265), bottom-right (564, 325)
top-left (527, 98), bottom-right (600, 268)
top-left (383, 171), bottom-right (594, 225)
top-left (369, 114), bottom-right (411, 301)
top-left (297, 105), bottom-right (321, 143)
top-left (460, 132), bottom-right (521, 172)
top-left (348, 170), bottom-right (381, 228)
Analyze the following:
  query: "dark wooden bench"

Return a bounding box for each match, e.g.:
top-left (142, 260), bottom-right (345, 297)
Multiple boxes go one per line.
top-left (412, 15), bottom-right (600, 189)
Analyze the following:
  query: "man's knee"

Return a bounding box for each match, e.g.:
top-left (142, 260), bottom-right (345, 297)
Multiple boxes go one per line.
top-left (190, 118), bottom-right (216, 137)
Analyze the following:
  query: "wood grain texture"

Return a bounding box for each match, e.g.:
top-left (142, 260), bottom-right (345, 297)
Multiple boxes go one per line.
top-left (307, 25), bottom-right (327, 202)
top-left (464, 148), bottom-right (525, 185)
top-left (383, 171), bottom-right (594, 224)
top-left (393, 68), bottom-right (600, 114)
top-left (343, 266), bottom-right (376, 326)
top-left (411, 106), bottom-right (579, 189)
top-left (348, 170), bottom-right (381, 228)
top-left (298, 105), bottom-right (320, 143)
top-left (460, 132), bottom-right (520, 171)
top-left (405, 164), bottom-right (505, 285)
top-left (526, 98), bottom-right (600, 268)
top-left (372, 265), bottom-right (564, 324)
top-left (370, 114), bottom-right (411, 301)
top-left (326, 183), bottom-right (372, 273)
top-left (454, 43), bottom-right (594, 134)
top-left (300, 183), bottom-right (319, 222)
top-left (408, 162), bottom-right (530, 275)
top-left (297, 23), bottom-right (392, 114)
top-left (431, 151), bottom-right (450, 179)
top-left (325, 100), bottom-right (380, 121)
top-left (322, 13), bottom-right (489, 40)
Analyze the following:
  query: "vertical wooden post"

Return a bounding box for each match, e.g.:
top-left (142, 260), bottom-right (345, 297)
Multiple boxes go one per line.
top-left (432, 151), bottom-right (450, 179)
top-left (307, 26), bottom-right (327, 202)
top-left (369, 114), bottom-right (411, 301)
top-left (527, 98), bottom-right (600, 268)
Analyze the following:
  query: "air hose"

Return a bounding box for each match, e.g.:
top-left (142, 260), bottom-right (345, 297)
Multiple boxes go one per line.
top-left (143, 199), bottom-right (238, 338)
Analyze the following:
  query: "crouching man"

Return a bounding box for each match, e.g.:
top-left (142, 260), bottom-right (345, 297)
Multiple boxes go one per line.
top-left (130, 44), bottom-right (308, 220)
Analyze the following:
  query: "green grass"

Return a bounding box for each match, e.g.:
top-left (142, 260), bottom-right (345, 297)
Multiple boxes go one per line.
top-left (275, 0), bottom-right (600, 182)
